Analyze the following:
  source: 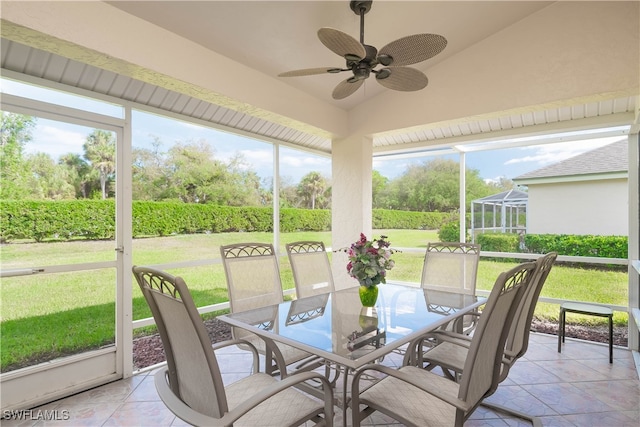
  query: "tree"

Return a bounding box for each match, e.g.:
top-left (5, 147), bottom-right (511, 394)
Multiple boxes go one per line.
top-left (297, 171), bottom-right (329, 209)
top-left (225, 153), bottom-right (266, 206)
top-left (276, 175), bottom-right (298, 208)
top-left (0, 112), bottom-right (36, 199)
top-left (379, 158), bottom-right (495, 212)
top-left (164, 140), bottom-right (261, 205)
top-left (83, 130), bottom-right (116, 199)
top-left (132, 136), bottom-right (172, 201)
top-left (486, 176), bottom-right (515, 193)
top-left (372, 170), bottom-right (389, 208)
top-left (27, 152), bottom-right (75, 200)
top-left (59, 153), bottom-right (92, 198)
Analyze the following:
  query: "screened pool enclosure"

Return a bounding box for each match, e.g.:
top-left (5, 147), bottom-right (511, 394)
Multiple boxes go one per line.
top-left (470, 189), bottom-right (528, 243)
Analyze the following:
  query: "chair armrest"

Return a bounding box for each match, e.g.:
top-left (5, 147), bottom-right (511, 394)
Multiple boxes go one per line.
top-left (431, 330), bottom-right (473, 347)
top-left (403, 330), bottom-right (471, 366)
top-left (352, 364), bottom-right (473, 412)
top-left (212, 338), bottom-right (260, 373)
top-left (211, 338), bottom-right (257, 352)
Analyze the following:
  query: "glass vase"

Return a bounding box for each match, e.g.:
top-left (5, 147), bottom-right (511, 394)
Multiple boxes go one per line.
top-left (358, 285), bottom-right (378, 307)
top-left (359, 307), bottom-right (378, 329)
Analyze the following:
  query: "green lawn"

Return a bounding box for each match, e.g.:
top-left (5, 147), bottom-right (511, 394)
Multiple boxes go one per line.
top-left (0, 230), bottom-right (629, 371)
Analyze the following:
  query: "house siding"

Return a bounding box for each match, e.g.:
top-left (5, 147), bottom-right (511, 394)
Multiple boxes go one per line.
top-left (527, 178), bottom-right (627, 235)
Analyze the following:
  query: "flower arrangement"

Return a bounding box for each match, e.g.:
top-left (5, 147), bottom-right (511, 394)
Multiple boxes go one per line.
top-left (340, 233), bottom-right (397, 288)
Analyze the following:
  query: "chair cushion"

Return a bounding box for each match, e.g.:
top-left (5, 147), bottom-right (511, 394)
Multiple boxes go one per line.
top-left (225, 373), bottom-right (324, 426)
top-left (359, 366), bottom-right (459, 426)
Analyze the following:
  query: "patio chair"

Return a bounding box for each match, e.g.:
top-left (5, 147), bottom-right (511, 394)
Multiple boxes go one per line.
top-left (132, 266), bottom-right (334, 427)
top-left (421, 242), bottom-right (481, 334)
top-left (286, 241), bottom-right (335, 298)
top-left (350, 260), bottom-right (537, 427)
top-left (389, 242), bottom-right (481, 358)
top-left (411, 252), bottom-right (557, 426)
top-left (220, 242), bottom-right (322, 376)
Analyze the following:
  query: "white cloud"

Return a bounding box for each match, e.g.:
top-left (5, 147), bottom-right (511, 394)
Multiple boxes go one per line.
top-left (26, 123), bottom-right (89, 160)
top-left (504, 137), bottom-right (624, 168)
top-left (484, 176), bottom-right (504, 185)
top-left (213, 148), bottom-right (274, 175)
top-left (280, 154), bottom-right (330, 169)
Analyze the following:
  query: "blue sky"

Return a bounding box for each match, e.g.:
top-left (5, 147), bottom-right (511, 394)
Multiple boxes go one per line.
top-left (23, 113), bottom-right (623, 184)
top-left (5, 77), bottom-right (625, 184)
top-left (373, 136), bottom-right (624, 183)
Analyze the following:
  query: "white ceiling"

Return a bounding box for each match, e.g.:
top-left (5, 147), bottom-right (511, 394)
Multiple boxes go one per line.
top-left (108, 1), bottom-right (554, 111)
top-left (1, 1), bottom-right (638, 155)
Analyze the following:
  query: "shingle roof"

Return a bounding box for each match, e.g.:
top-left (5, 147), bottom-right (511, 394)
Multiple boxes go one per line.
top-left (513, 139), bottom-right (628, 180)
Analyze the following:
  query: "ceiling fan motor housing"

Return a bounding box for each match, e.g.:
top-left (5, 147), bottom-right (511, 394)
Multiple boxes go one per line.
top-left (350, 1), bottom-right (372, 16)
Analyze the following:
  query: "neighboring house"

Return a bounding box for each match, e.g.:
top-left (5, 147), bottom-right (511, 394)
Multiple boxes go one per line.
top-left (513, 139), bottom-right (628, 236)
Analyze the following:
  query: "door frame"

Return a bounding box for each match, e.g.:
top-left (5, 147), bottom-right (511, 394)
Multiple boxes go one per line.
top-left (0, 93), bottom-right (132, 411)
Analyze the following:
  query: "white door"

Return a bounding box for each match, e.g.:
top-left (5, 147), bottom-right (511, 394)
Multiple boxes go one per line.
top-left (0, 90), bottom-right (132, 411)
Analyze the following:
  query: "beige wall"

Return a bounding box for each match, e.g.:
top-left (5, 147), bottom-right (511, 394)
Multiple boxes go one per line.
top-left (527, 178), bottom-right (628, 236)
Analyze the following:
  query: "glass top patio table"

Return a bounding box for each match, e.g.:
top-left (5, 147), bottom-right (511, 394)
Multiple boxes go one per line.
top-left (219, 282), bottom-right (485, 370)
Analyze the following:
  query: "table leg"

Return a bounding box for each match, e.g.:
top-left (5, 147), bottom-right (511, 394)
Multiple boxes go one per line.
top-left (608, 314), bottom-right (613, 363)
top-left (342, 365), bottom-right (350, 426)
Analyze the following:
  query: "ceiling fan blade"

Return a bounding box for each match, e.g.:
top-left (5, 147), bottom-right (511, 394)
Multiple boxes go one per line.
top-left (375, 67), bottom-right (429, 91)
top-left (378, 34), bottom-right (447, 66)
top-left (278, 67), bottom-right (344, 77)
top-left (318, 28), bottom-right (366, 61)
top-left (332, 78), bottom-right (364, 100)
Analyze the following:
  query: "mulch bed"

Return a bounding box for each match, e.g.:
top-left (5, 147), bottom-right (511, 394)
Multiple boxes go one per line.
top-left (132, 317), bottom-right (628, 370)
top-left (133, 317), bottom-right (233, 369)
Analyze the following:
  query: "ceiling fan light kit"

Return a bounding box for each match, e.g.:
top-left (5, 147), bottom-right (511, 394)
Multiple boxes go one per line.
top-left (278, 0), bottom-right (447, 100)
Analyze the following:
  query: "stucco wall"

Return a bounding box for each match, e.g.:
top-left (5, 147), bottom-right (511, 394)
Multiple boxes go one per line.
top-left (527, 179), bottom-right (628, 236)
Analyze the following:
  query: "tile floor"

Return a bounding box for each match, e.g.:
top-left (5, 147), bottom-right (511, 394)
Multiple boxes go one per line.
top-left (3, 333), bottom-right (639, 426)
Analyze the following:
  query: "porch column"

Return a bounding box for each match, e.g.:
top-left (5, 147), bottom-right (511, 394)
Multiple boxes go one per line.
top-left (628, 130), bottom-right (639, 352)
top-left (331, 135), bottom-right (373, 290)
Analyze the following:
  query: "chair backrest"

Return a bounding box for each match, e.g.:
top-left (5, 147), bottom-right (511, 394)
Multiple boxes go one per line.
top-left (220, 243), bottom-right (284, 312)
top-left (456, 261), bottom-right (537, 412)
top-left (504, 252), bottom-right (558, 363)
top-left (220, 243), bottom-right (283, 340)
top-left (286, 241), bottom-right (335, 298)
top-left (132, 266), bottom-right (227, 418)
top-left (421, 242), bottom-right (480, 294)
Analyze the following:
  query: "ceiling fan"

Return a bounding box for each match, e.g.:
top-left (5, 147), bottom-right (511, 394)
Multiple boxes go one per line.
top-left (278, 0), bottom-right (447, 100)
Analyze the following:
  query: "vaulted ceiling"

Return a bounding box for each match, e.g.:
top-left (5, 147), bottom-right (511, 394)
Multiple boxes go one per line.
top-left (1, 1), bottom-right (638, 155)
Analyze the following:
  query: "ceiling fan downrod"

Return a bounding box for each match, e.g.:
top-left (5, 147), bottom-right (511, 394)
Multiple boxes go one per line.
top-left (350, 1), bottom-right (372, 44)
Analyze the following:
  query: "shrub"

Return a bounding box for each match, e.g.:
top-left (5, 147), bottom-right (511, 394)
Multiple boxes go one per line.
top-left (523, 234), bottom-right (627, 258)
top-left (3, 201), bottom-right (451, 242)
top-left (438, 221), bottom-right (468, 242)
top-left (476, 233), bottom-right (520, 252)
top-left (373, 209), bottom-right (448, 230)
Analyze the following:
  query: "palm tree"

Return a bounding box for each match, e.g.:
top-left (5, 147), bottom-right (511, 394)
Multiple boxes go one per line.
top-left (298, 171), bottom-right (327, 209)
top-left (83, 130), bottom-right (115, 199)
top-left (59, 153), bottom-right (92, 198)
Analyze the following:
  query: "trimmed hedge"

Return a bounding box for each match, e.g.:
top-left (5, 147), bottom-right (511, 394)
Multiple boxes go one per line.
top-left (4, 200), bottom-right (626, 258)
top-left (0, 201), bottom-right (450, 242)
top-left (476, 233), bottom-right (520, 253)
top-left (373, 209), bottom-right (448, 230)
top-left (524, 234), bottom-right (627, 258)
top-left (1, 200), bottom-right (115, 242)
top-left (477, 232), bottom-right (627, 259)
top-left (132, 202), bottom-right (274, 236)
